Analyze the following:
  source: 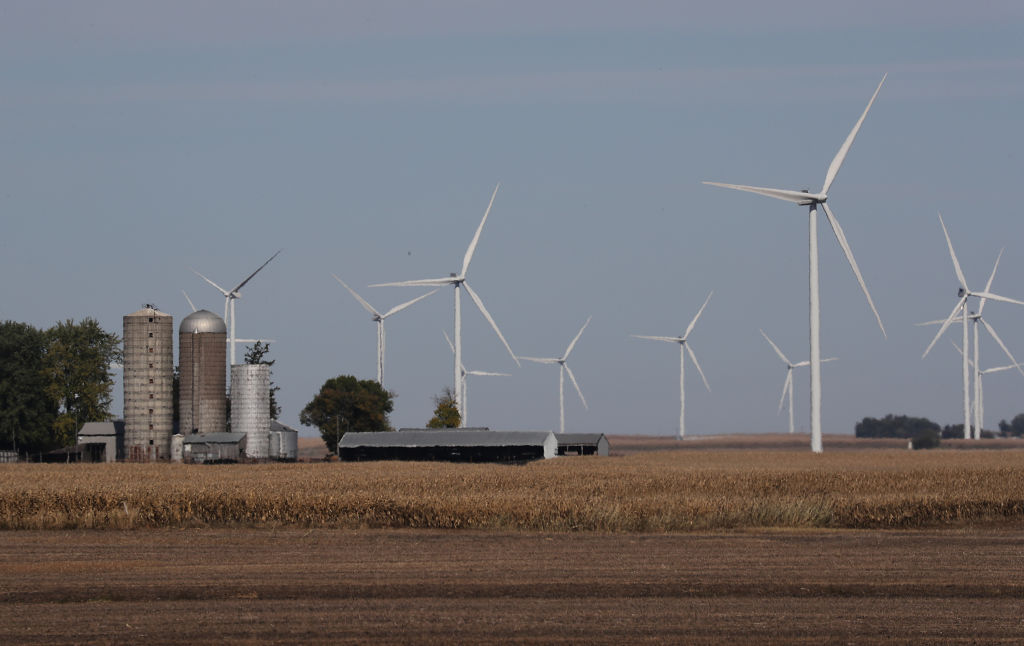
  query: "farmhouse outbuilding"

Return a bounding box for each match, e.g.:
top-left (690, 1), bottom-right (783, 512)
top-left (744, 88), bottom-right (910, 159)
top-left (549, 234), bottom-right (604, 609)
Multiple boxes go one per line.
top-left (556, 433), bottom-right (610, 456)
top-left (338, 430), bottom-right (557, 463)
top-left (182, 432), bottom-right (247, 463)
top-left (76, 420), bottom-right (125, 463)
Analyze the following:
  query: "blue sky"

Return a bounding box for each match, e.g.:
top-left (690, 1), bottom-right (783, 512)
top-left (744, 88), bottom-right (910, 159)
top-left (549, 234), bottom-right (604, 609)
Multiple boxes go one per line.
top-left (3, 1), bottom-right (1024, 440)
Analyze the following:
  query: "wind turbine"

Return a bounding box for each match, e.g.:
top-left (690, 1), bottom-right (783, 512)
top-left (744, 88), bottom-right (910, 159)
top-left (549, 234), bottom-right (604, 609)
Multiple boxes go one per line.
top-left (760, 329), bottom-right (837, 435)
top-left (334, 275), bottom-right (437, 385)
top-left (953, 342), bottom-right (1023, 437)
top-left (921, 215), bottom-right (1024, 438)
top-left (443, 330), bottom-right (510, 426)
top-left (519, 317), bottom-right (591, 434)
top-left (372, 184), bottom-right (518, 423)
top-left (704, 75), bottom-right (888, 453)
top-left (192, 249), bottom-right (282, 366)
top-left (630, 293), bottom-right (712, 440)
top-left (185, 289), bottom-right (276, 351)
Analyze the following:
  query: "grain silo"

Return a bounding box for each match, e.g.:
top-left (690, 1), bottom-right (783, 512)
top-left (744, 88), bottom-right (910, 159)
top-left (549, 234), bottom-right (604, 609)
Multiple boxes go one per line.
top-left (123, 306), bottom-right (174, 461)
top-left (230, 363), bottom-right (270, 459)
top-left (179, 309), bottom-right (227, 436)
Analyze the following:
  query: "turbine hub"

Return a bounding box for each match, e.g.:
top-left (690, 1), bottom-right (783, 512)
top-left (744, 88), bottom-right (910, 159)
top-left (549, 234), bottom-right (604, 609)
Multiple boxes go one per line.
top-left (958, 287), bottom-right (967, 298)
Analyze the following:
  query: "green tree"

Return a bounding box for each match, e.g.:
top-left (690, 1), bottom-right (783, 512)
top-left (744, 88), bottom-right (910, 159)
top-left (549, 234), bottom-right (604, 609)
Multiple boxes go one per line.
top-left (299, 375), bottom-right (394, 452)
top-left (426, 387), bottom-right (461, 428)
top-left (998, 414), bottom-right (1024, 437)
top-left (244, 341), bottom-right (281, 419)
top-left (0, 321), bottom-right (58, 454)
top-left (42, 318), bottom-right (122, 447)
top-left (855, 414), bottom-right (940, 439)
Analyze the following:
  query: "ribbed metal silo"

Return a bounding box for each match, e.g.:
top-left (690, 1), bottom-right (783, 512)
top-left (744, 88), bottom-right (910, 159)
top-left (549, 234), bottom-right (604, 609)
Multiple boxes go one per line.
top-left (231, 363), bottom-right (270, 459)
top-left (179, 310), bottom-right (227, 436)
top-left (123, 306), bottom-right (174, 461)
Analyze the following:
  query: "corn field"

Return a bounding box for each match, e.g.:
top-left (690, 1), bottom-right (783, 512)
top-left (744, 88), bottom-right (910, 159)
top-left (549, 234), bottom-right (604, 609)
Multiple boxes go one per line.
top-left (2, 450), bottom-right (1024, 530)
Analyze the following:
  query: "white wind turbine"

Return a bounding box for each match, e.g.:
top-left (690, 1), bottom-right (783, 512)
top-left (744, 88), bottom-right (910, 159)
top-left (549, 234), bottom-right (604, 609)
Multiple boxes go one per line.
top-left (630, 293), bottom-right (712, 440)
top-left (922, 221), bottom-right (1024, 438)
top-left (705, 75), bottom-right (888, 454)
top-left (372, 184), bottom-right (518, 423)
top-left (443, 330), bottom-right (510, 426)
top-left (760, 329), bottom-right (837, 435)
top-left (952, 342), bottom-right (1023, 437)
top-left (334, 275), bottom-right (437, 386)
top-left (519, 317), bottom-right (591, 434)
top-left (184, 290), bottom-right (275, 348)
top-left (192, 249), bottom-right (282, 366)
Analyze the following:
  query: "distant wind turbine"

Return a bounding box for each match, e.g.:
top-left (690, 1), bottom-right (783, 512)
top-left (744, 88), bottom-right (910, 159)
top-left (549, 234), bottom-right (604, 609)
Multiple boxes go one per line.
top-left (183, 290), bottom-right (197, 312)
top-left (443, 330), bottom-right (510, 426)
top-left (705, 75), bottom-right (888, 453)
top-left (192, 249), bottom-right (282, 366)
top-left (630, 293), bottom-right (713, 440)
top-left (760, 329), bottom-right (837, 435)
top-left (184, 290), bottom-right (275, 351)
top-left (519, 317), bottom-right (591, 434)
top-left (953, 342), bottom-right (1022, 437)
top-left (921, 215), bottom-right (1024, 438)
top-left (334, 274), bottom-right (437, 385)
top-left (372, 184), bottom-right (518, 424)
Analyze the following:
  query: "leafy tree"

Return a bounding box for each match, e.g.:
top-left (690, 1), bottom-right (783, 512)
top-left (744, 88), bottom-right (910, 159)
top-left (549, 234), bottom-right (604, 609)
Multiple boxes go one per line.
top-left (426, 387), bottom-right (461, 428)
top-left (0, 321), bottom-right (58, 454)
top-left (998, 414), bottom-right (1024, 437)
top-left (910, 429), bottom-right (941, 449)
top-left (41, 318), bottom-right (122, 447)
top-left (244, 341), bottom-right (281, 419)
top-left (300, 375), bottom-right (394, 452)
top-left (855, 414), bottom-right (940, 439)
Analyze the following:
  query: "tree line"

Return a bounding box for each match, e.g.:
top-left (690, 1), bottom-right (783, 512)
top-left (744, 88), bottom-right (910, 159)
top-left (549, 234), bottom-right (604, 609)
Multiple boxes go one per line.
top-left (855, 413), bottom-right (1024, 441)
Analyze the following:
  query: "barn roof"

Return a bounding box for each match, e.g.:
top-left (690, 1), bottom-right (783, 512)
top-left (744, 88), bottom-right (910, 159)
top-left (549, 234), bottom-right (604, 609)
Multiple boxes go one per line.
top-left (555, 433), bottom-right (606, 445)
top-left (79, 420), bottom-right (125, 437)
top-left (270, 420), bottom-right (299, 434)
top-left (339, 431), bottom-right (554, 448)
top-left (183, 432), bottom-right (246, 445)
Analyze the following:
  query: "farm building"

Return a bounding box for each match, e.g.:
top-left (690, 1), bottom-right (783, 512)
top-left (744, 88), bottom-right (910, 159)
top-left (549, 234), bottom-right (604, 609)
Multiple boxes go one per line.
top-left (556, 433), bottom-right (610, 456)
top-left (76, 420), bottom-right (126, 463)
top-left (269, 420), bottom-right (299, 460)
top-left (338, 430), bottom-right (557, 463)
top-left (182, 432), bottom-right (247, 463)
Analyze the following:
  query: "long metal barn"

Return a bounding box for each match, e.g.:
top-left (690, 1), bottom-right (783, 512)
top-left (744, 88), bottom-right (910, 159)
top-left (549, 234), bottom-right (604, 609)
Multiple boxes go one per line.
top-left (338, 431), bottom-right (558, 463)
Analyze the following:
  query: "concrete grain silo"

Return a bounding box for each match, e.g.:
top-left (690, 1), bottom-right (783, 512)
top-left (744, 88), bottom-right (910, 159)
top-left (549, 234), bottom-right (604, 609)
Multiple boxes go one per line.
top-left (179, 310), bottom-right (227, 436)
top-left (230, 363), bottom-right (270, 459)
top-left (123, 306), bottom-right (174, 461)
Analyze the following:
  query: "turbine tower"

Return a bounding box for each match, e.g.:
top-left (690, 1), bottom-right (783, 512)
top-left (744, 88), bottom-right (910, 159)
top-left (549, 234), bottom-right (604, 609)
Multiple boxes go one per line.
top-left (705, 75), bottom-right (888, 453)
top-left (443, 330), bottom-right (510, 426)
top-left (192, 249), bottom-right (282, 366)
top-left (372, 184), bottom-right (518, 423)
top-left (760, 329), bottom-right (837, 435)
top-left (334, 275), bottom-right (436, 385)
top-left (953, 342), bottom-right (1023, 437)
top-left (630, 293), bottom-right (713, 440)
top-left (519, 317), bottom-right (591, 434)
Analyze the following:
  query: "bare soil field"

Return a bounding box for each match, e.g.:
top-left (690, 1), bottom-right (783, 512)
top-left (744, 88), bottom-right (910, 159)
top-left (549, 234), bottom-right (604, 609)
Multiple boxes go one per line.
top-left (1, 528), bottom-right (1022, 644)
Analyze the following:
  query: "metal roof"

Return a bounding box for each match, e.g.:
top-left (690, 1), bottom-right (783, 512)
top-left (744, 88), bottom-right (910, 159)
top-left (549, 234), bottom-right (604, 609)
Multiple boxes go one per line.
top-left (182, 432), bottom-right (246, 445)
top-left (78, 420), bottom-right (125, 436)
top-left (397, 427), bottom-right (491, 432)
top-left (179, 309), bottom-right (227, 335)
top-left (127, 307), bottom-right (171, 318)
top-left (270, 420), bottom-right (299, 434)
top-left (339, 431), bottom-right (555, 448)
top-left (555, 433), bottom-right (606, 445)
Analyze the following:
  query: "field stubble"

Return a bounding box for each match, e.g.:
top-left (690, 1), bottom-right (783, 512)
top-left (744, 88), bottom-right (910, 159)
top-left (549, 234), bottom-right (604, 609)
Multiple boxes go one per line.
top-left (3, 449), bottom-right (1024, 531)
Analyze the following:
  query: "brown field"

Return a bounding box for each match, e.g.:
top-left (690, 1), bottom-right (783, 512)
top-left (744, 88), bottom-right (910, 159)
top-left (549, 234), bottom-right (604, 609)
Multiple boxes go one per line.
top-left (2, 528), bottom-right (1023, 644)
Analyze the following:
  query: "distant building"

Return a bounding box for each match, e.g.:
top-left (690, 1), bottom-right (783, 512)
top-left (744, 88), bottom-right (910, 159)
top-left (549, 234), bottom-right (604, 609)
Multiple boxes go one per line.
top-left (182, 432), bottom-right (246, 463)
top-left (338, 430), bottom-right (557, 463)
top-left (179, 310), bottom-right (227, 437)
top-left (231, 364), bottom-right (270, 458)
top-left (123, 307), bottom-right (173, 461)
top-left (555, 433), bottom-right (609, 456)
top-left (269, 420), bottom-right (299, 460)
top-left (77, 420), bottom-right (125, 463)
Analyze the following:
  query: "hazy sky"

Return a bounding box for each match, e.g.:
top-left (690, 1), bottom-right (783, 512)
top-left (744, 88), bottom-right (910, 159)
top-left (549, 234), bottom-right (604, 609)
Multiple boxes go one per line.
top-left (4, 1), bottom-right (1024, 440)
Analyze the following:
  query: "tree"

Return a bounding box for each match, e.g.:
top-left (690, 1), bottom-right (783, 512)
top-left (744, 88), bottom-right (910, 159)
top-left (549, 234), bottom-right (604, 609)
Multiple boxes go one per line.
top-left (299, 375), bottom-right (394, 452)
top-left (244, 341), bottom-right (281, 419)
top-left (998, 415), bottom-right (1024, 437)
top-left (426, 387), bottom-right (461, 428)
top-left (855, 414), bottom-right (940, 439)
top-left (0, 321), bottom-right (58, 454)
top-left (41, 318), bottom-right (122, 448)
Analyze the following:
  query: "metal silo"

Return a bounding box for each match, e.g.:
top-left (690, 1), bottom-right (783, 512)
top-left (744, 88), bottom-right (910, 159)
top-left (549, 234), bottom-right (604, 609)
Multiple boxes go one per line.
top-left (231, 363), bottom-right (270, 459)
top-left (123, 306), bottom-right (174, 461)
top-left (179, 310), bottom-right (227, 437)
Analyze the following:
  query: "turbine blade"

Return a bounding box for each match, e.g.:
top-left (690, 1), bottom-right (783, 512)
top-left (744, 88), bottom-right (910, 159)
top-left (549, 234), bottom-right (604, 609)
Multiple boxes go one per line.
top-left (631, 335), bottom-right (683, 343)
top-left (922, 297), bottom-right (967, 358)
top-left (232, 249), bottom-right (282, 293)
top-left (564, 364), bottom-right (588, 410)
top-left (978, 248), bottom-right (1003, 316)
top-left (442, 329), bottom-right (455, 354)
top-left (703, 182), bottom-right (819, 205)
top-left (821, 74), bottom-right (886, 195)
top-left (938, 213), bottom-right (969, 291)
top-left (980, 318), bottom-right (1024, 378)
top-left (820, 357), bottom-right (839, 363)
top-left (970, 291), bottom-right (1024, 307)
top-left (466, 371), bottom-right (511, 377)
top-left (984, 363), bottom-right (1021, 375)
top-left (518, 356), bottom-right (560, 365)
top-left (683, 292), bottom-right (713, 340)
top-left (182, 290), bottom-right (197, 313)
top-left (564, 316), bottom-right (592, 359)
top-left (461, 183), bottom-right (500, 278)
top-left (192, 269), bottom-right (230, 296)
top-left (779, 369), bottom-right (792, 414)
top-left (759, 329), bottom-right (791, 365)
top-left (382, 289), bottom-right (438, 319)
top-left (791, 360), bottom-right (811, 368)
top-left (686, 344), bottom-right (711, 392)
top-left (822, 202), bottom-right (886, 338)
top-left (463, 282), bottom-right (519, 366)
top-left (914, 318), bottom-right (951, 327)
top-left (333, 275), bottom-right (381, 317)
top-left (371, 277), bottom-right (456, 287)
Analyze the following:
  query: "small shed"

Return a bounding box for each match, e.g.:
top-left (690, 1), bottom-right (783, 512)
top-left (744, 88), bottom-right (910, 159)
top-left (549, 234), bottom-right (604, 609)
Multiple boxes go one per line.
top-left (76, 421), bottom-right (125, 463)
top-left (338, 430), bottom-right (557, 463)
top-left (269, 420), bottom-right (299, 460)
top-left (183, 432), bottom-right (247, 463)
top-left (556, 433), bottom-right (609, 457)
